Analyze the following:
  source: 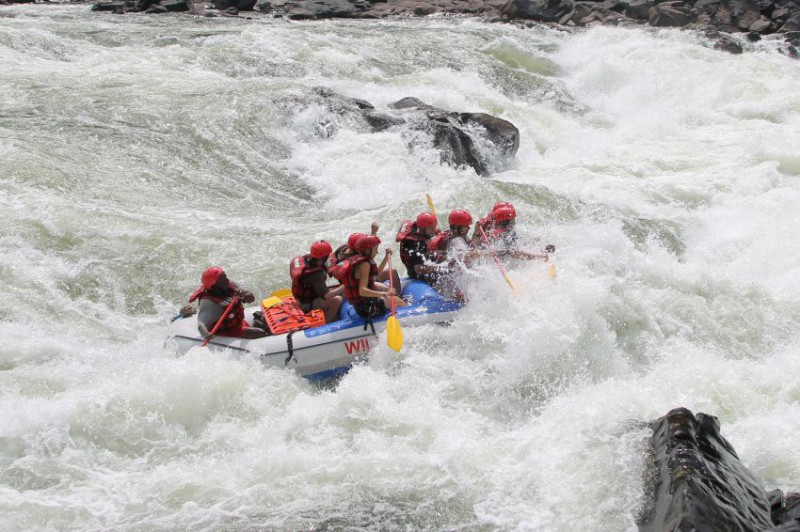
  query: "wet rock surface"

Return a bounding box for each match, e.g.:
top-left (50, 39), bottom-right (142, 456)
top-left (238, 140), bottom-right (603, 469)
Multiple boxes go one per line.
top-left (284, 87), bottom-right (520, 176)
top-left (640, 408), bottom-right (800, 532)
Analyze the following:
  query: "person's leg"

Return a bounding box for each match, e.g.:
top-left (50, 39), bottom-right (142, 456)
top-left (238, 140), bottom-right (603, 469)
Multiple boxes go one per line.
top-left (377, 269), bottom-right (402, 296)
top-left (241, 327), bottom-right (268, 339)
top-left (391, 295), bottom-right (407, 308)
top-left (316, 295), bottom-right (343, 323)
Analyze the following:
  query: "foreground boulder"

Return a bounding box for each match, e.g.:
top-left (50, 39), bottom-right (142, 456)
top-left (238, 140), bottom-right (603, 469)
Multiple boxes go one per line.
top-left (640, 407), bottom-right (800, 531)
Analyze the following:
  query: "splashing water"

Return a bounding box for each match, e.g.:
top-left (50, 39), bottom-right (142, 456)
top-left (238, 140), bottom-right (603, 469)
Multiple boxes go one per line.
top-left (1, 6), bottom-right (799, 529)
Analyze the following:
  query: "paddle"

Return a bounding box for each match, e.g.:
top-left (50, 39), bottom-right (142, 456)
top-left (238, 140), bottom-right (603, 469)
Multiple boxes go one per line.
top-left (201, 296), bottom-right (240, 347)
top-left (544, 244), bottom-right (557, 282)
top-left (478, 226), bottom-right (520, 296)
top-left (385, 254), bottom-right (403, 352)
top-left (426, 193), bottom-right (437, 217)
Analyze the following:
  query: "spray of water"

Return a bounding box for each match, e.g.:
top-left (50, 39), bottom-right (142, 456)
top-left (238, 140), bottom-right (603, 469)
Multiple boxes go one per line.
top-left (1, 6), bottom-right (799, 529)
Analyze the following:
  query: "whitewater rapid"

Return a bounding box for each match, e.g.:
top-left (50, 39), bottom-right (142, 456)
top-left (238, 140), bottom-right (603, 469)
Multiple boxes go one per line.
top-left (1, 5), bottom-right (799, 530)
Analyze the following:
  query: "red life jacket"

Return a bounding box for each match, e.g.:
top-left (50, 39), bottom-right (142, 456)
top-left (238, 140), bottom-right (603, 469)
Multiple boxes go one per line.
top-left (396, 221), bottom-right (430, 267)
top-left (484, 226), bottom-right (518, 251)
top-left (290, 255), bottom-right (326, 303)
top-left (395, 219), bottom-right (415, 242)
top-left (486, 225), bottom-right (508, 242)
top-left (191, 282), bottom-right (245, 337)
top-left (342, 255), bottom-right (378, 304)
top-left (327, 245), bottom-right (354, 282)
top-left (428, 230), bottom-right (456, 262)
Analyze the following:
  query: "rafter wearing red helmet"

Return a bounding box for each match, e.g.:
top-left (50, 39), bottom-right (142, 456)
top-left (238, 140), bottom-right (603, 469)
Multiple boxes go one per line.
top-left (342, 234), bottom-right (407, 319)
top-left (188, 267), bottom-right (267, 341)
top-left (475, 201), bottom-right (554, 261)
top-left (427, 209), bottom-right (480, 300)
top-left (290, 240), bottom-right (344, 323)
top-left (395, 212), bottom-right (439, 285)
top-left (327, 232), bottom-right (366, 283)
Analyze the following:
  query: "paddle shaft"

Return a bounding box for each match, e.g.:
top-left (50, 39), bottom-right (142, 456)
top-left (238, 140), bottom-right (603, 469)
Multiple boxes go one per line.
top-left (387, 254), bottom-right (397, 315)
top-left (385, 254), bottom-right (403, 352)
top-left (201, 297), bottom-right (240, 347)
top-left (478, 226), bottom-right (518, 293)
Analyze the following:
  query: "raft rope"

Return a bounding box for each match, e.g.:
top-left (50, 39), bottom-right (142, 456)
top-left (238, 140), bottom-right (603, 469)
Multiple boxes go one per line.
top-left (284, 330), bottom-right (296, 365)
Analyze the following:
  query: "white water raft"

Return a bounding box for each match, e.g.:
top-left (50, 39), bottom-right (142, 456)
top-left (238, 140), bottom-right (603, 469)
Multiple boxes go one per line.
top-left (166, 280), bottom-right (463, 380)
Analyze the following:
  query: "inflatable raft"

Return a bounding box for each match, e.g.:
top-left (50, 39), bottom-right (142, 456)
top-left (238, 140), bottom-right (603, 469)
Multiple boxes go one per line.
top-left (166, 280), bottom-right (463, 381)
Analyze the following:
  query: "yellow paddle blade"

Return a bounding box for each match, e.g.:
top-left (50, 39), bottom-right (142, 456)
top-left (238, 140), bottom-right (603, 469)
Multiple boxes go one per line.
top-left (386, 315), bottom-right (403, 352)
top-left (504, 274), bottom-right (520, 296)
top-left (548, 264), bottom-right (557, 281)
top-left (270, 288), bottom-right (292, 299)
top-left (261, 296), bottom-right (282, 309)
top-left (426, 194), bottom-right (437, 218)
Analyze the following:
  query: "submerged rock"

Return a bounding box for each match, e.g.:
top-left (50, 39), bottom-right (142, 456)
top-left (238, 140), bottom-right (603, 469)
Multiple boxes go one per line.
top-left (639, 407), bottom-right (800, 532)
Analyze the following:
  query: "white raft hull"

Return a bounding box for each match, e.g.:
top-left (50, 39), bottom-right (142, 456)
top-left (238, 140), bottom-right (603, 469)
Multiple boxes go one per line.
top-left (166, 280), bottom-right (463, 380)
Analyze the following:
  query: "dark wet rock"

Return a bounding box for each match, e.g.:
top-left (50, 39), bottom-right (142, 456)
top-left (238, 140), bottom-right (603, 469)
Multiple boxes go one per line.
top-left (289, 87), bottom-right (519, 175)
top-left (91, 1), bottom-right (128, 10)
top-left (161, 0), bottom-right (189, 11)
top-left (459, 112), bottom-right (520, 158)
top-left (386, 99), bottom-right (520, 175)
top-left (713, 31), bottom-right (745, 51)
top-left (648, 2), bottom-right (694, 27)
top-left (639, 408), bottom-right (776, 531)
top-left (598, 0), bottom-right (626, 13)
top-left (214, 0), bottom-right (257, 11)
top-left (773, 492), bottom-right (800, 529)
top-left (413, 5), bottom-right (437, 15)
top-left (559, 2), bottom-right (593, 26)
top-left (749, 16), bottom-right (777, 32)
top-left (283, 0), bottom-right (360, 19)
top-left (786, 29), bottom-right (800, 44)
top-left (779, 12), bottom-right (800, 32)
top-left (254, 0), bottom-right (276, 12)
top-left (136, 0), bottom-right (159, 10)
top-left (389, 96), bottom-right (428, 110)
top-left (500, 0), bottom-right (575, 22)
top-left (769, 489), bottom-right (800, 530)
top-left (625, 0), bottom-right (655, 20)
top-left (363, 111), bottom-right (406, 131)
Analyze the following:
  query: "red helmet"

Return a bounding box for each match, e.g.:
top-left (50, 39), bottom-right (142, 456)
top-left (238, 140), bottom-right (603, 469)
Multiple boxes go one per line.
top-left (492, 205), bottom-right (516, 223)
top-left (492, 201), bottom-right (515, 213)
top-left (310, 240), bottom-right (332, 260)
top-left (347, 232), bottom-right (366, 250)
top-left (201, 266), bottom-right (224, 289)
top-left (355, 234), bottom-right (381, 255)
top-left (448, 209), bottom-right (473, 227)
top-left (416, 212), bottom-right (438, 229)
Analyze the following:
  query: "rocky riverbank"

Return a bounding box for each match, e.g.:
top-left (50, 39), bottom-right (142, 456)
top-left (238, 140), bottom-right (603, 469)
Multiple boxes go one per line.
top-left (37, 0), bottom-right (794, 56)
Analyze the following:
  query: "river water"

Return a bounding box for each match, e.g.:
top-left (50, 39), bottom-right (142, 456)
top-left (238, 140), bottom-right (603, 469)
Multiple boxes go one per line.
top-left (2, 5), bottom-right (799, 530)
